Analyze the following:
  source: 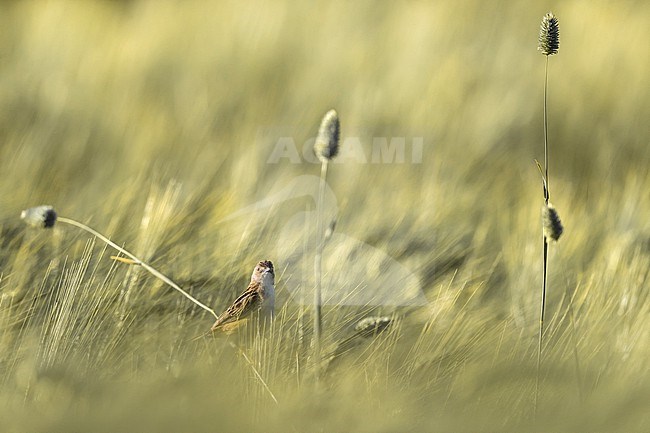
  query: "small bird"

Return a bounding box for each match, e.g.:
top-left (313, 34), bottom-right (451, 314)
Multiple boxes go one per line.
top-left (210, 260), bottom-right (275, 334)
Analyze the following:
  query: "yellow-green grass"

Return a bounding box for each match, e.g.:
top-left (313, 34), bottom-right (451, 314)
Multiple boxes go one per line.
top-left (0, 1), bottom-right (649, 431)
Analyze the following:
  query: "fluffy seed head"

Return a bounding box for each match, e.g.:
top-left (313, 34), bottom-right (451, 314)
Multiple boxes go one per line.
top-left (324, 217), bottom-right (337, 242)
top-left (354, 316), bottom-right (392, 337)
top-left (21, 205), bottom-right (57, 228)
top-left (542, 203), bottom-right (563, 241)
top-left (314, 109), bottom-right (340, 163)
top-left (538, 12), bottom-right (560, 56)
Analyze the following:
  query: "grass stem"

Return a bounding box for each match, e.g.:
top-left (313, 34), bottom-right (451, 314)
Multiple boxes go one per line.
top-left (57, 216), bottom-right (219, 319)
top-left (313, 160), bottom-right (329, 376)
top-left (535, 51), bottom-right (551, 418)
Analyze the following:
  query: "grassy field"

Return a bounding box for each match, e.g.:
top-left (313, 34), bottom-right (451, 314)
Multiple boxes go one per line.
top-left (1, 1), bottom-right (649, 431)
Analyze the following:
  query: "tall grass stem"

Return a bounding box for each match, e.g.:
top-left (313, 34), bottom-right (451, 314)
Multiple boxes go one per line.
top-left (535, 12), bottom-right (560, 414)
top-left (313, 160), bottom-right (328, 376)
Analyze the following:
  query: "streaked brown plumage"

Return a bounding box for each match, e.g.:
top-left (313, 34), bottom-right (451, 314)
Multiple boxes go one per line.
top-left (210, 260), bottom-right (275, 333)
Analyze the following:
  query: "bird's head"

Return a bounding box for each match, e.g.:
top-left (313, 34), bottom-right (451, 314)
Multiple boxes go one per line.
top-left (252, 260), bottom-right (274, 282)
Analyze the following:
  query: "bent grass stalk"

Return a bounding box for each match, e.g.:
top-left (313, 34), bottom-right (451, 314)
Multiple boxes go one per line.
top-left (21, 206), bottom-right (218, 319)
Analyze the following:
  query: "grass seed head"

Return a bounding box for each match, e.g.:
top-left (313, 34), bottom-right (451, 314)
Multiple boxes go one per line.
top-left (21, 205), bottom-right (57, 228)
top-left (314, 109), bottom-right (340, 163)
top-left (543, 203), bottom-right (563, 241)
top-left (538, 12), bottom-right (560, 56)
top-left (354, 316), bottom-right (392, 337)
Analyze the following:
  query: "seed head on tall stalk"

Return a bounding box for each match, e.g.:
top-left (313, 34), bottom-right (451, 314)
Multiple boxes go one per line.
top-left (312, 109), bottom-right (340, 377)
top-left (535, 12), bottom-right (563, 416)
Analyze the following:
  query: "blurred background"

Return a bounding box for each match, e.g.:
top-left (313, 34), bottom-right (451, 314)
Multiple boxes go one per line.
top-left (0, 1), bottom-right (648, 431)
